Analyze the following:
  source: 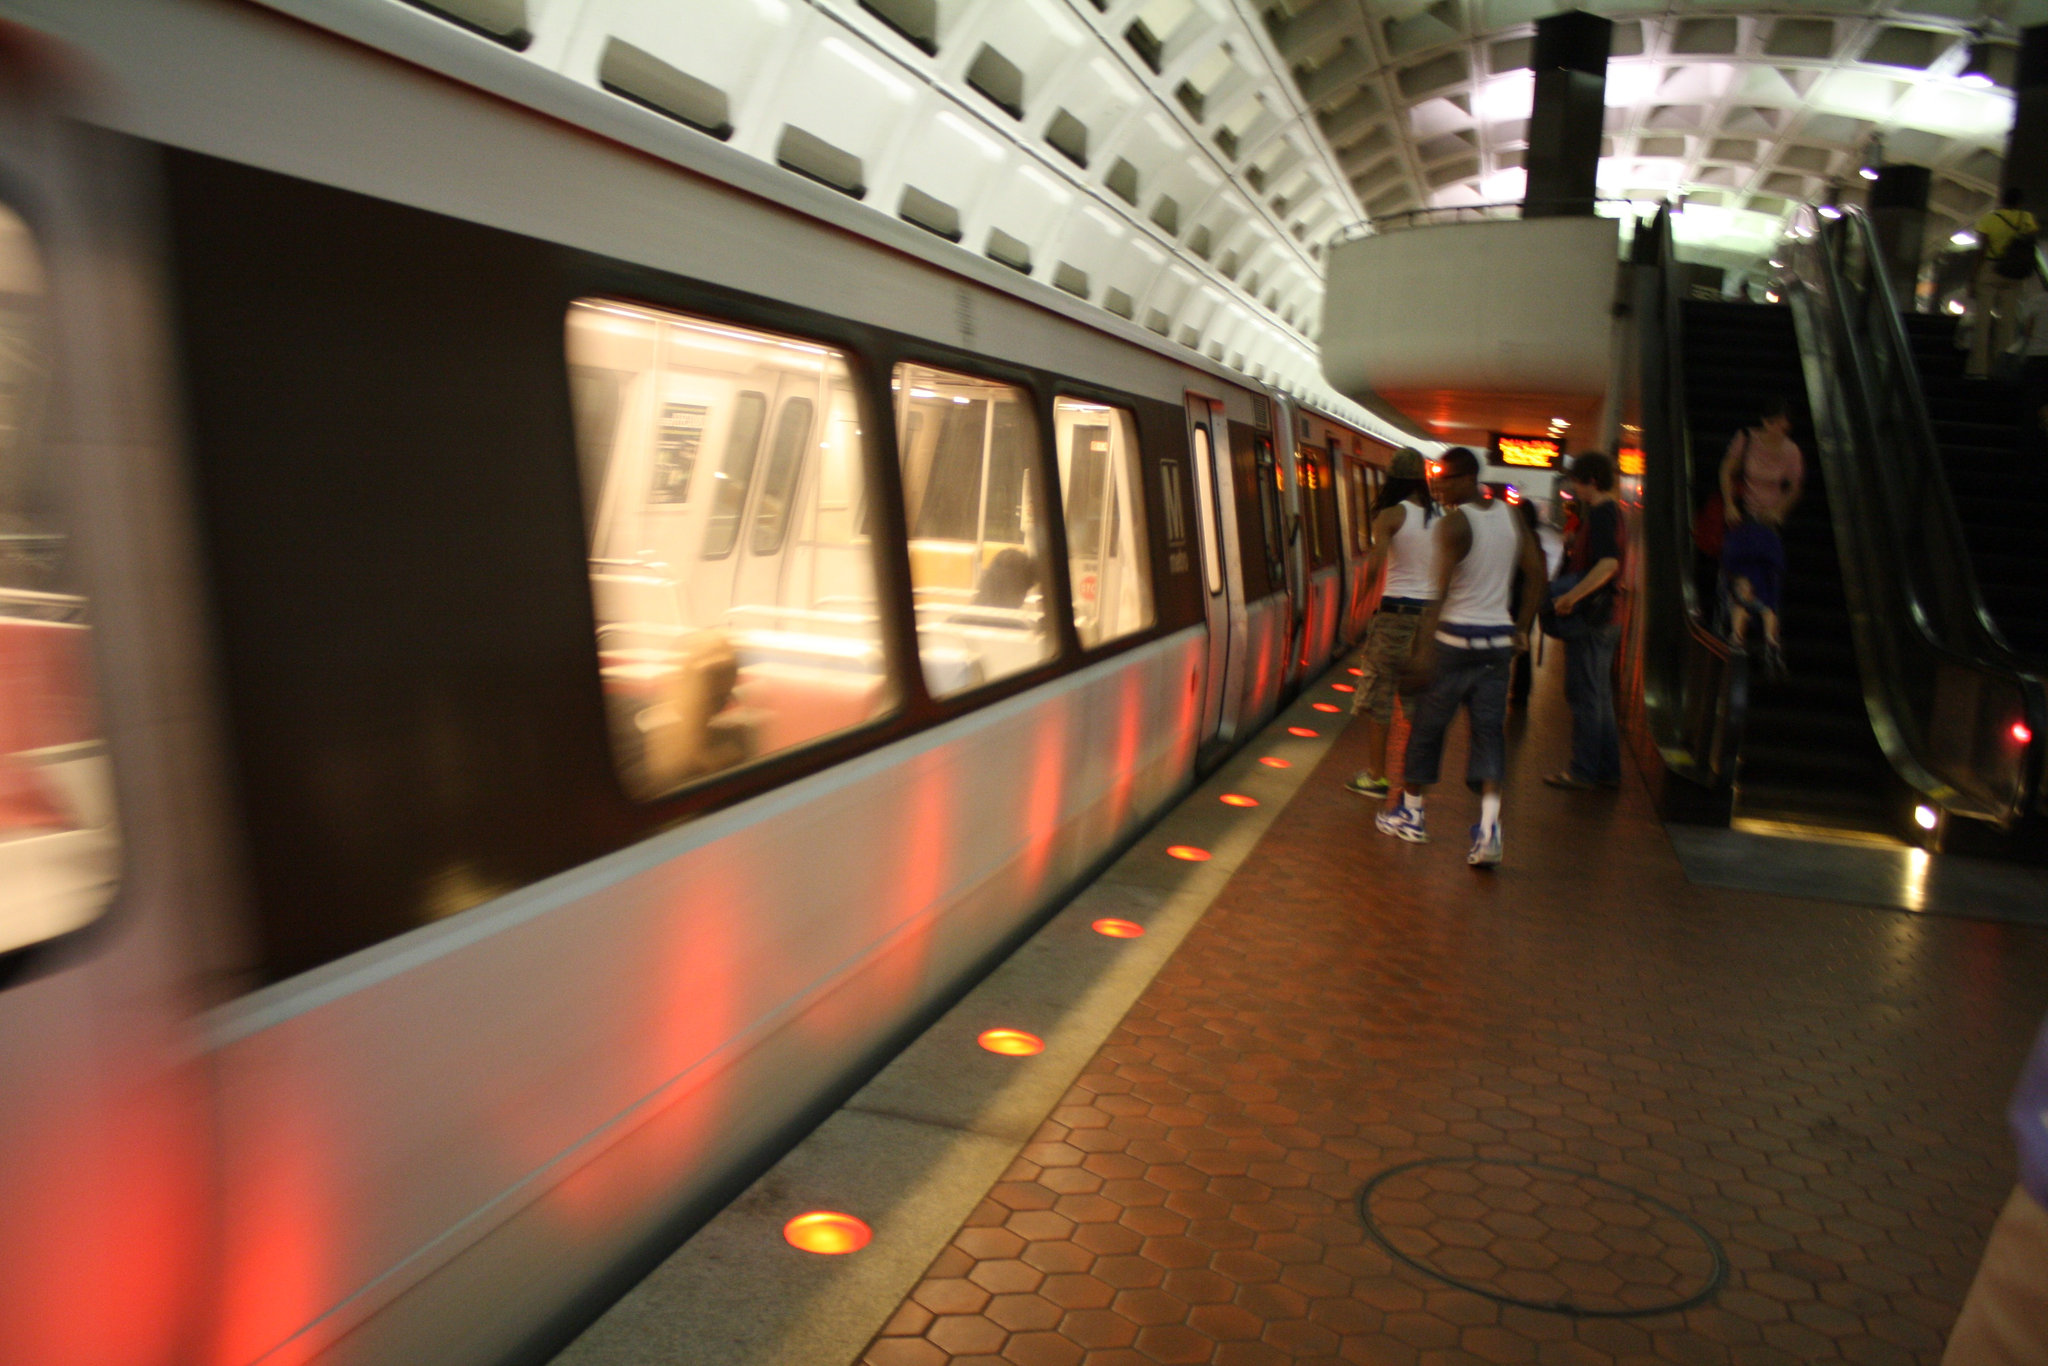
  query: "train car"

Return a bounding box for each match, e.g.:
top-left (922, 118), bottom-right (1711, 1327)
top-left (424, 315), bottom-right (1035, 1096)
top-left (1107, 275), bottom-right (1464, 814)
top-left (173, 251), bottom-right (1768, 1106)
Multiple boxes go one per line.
top-left (0, 3), bottom-right (1432, 1365)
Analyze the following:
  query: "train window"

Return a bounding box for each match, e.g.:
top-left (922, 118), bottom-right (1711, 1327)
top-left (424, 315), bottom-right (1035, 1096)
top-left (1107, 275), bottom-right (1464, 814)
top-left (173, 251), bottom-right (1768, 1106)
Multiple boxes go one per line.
top-left (0, 205), bottom-right (117, 957)
top-left (1190, 424), bottom-right (1223, 594)
top-left (1054, 398), bottom-right (1154, 648)
top-left (1254, 434), bottom-right (1286, 589)
top-left (894, 363), bottom-right (1057, 697)
top-left (566, 300), bottom-right (894, 800)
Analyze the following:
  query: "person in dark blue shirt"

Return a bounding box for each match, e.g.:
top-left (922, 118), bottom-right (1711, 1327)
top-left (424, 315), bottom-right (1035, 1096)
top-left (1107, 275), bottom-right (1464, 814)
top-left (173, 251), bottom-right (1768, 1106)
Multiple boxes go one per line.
top-left (1544, 453), bottom-right (1624, 790)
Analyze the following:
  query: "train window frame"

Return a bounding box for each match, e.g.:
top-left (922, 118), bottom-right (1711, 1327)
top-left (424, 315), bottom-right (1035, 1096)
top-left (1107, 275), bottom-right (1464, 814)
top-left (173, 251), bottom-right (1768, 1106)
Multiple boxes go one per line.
top-left (1052, 395), bottom-right (1155, 650)
top-left (0, 195), bottom-right (121, 965)
top-left (565, 297), bottom-right (901, 802)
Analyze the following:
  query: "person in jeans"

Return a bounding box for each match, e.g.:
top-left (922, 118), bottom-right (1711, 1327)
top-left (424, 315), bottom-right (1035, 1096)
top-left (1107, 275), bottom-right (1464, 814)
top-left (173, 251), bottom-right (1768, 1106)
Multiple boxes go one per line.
top-left (1718, 397), bottom-right (1803, 677)
top-left (1377, 448), bottom-right (1544, 868)
top-left (1546, 452), bottom-right (1625, 790)
top-left (1345, 448), bottom-right (1437, 798)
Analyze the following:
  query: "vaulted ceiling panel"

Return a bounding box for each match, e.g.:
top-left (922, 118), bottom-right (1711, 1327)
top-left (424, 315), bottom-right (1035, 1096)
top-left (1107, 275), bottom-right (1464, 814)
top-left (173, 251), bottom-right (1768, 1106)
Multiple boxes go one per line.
top-left (1256, 0), bottom-right (2026, 273)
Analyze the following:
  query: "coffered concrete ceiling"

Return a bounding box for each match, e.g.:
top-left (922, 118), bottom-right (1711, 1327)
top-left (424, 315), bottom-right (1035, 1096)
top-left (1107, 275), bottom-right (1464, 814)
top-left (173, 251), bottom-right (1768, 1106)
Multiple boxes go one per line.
top-left (1271, 0), bottom-right (2044, 267)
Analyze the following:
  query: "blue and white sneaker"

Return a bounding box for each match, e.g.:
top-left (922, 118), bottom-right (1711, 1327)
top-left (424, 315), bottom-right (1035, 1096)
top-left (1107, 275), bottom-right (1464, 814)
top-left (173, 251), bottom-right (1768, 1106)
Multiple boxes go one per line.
top-left (1376, 803), bottom-right (1429, 843)
top-left (1467, 823), bottom-right (1503, 869)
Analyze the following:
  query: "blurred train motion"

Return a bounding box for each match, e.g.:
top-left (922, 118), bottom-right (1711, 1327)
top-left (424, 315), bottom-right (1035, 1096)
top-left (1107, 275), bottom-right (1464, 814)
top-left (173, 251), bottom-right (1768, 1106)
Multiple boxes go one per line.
top-left (0, 2), bottom-right (1423, 1363)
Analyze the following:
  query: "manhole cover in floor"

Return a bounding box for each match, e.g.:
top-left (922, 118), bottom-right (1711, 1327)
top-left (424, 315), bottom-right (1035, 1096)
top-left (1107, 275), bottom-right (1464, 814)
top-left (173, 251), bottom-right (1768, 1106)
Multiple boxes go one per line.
top-left (1356, 1158), bottom-right (1727, 1318)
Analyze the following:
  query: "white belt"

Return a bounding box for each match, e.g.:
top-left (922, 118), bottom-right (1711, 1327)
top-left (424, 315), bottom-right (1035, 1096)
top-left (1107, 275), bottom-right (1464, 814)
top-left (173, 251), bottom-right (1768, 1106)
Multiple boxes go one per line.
top-left (1436, 630), bottom-right (1515, 650)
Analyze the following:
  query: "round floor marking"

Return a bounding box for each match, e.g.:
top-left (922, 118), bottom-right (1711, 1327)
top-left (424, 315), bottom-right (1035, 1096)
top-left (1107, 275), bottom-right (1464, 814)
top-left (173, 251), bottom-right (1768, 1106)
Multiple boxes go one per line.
top-left (1355, 1158), bottom-right (1726, 1318)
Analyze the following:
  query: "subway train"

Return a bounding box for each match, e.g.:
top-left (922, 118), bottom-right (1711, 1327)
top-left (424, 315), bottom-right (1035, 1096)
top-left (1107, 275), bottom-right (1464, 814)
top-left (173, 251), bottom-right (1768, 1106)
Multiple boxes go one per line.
top-left (0, 3), bottom-right (1421, 1363)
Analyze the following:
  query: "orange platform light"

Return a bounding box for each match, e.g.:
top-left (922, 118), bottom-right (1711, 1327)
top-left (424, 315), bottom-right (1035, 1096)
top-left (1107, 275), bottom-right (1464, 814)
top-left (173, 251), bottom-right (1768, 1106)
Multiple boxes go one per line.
top-left (1258, 756), bottom-right (1291, 768)
top-left (783, 1211), bottom-right (872, 1254)
top-left (2014, 720), bottom-right (2033, 745)
top-left (1312, 702), bottom-right (1340, 713)
top-left (1332, 683), bottom-right (1355, 692)
top-left (1347, 667), bottom-right (1363, 676)
top-left (977, 1027), bottom-right (1045, 1056)
top-left (1092, 917), bottom-right (1145, 938)
top-left (1287, 726), bottom-right (1318, 737)
top-left (1166, 844), bottom-right (1211, 861)
top-left (1219, 793), bottom-right (1259, 807)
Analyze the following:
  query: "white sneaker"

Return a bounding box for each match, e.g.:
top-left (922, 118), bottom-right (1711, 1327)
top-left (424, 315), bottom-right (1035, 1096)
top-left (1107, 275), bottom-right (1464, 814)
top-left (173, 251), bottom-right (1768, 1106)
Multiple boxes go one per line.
top-left (1376, 803), bottom-right (1429, 843)
top-left (1468, 823), bottom-right (1502, 868)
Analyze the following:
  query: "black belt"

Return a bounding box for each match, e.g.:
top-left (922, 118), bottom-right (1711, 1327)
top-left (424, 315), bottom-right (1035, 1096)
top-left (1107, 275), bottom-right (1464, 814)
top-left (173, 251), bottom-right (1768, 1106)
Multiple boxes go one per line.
top-left (1378, 599), bottom-right (1430, 616)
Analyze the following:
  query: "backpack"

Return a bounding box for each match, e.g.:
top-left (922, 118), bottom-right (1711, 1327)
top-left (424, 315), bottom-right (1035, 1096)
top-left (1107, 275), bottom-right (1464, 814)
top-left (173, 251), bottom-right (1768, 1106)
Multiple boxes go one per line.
top-left (1993, 211), bottom-right (2038, 280)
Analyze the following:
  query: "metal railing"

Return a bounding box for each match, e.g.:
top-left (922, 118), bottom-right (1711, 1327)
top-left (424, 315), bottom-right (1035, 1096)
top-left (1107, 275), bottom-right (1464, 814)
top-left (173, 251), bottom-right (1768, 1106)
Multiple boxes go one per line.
top-left (1632, 206), bottom-right (1748, 797)
top-left (1780, 204), bottom-right (2045, 827)
top-left (1332, 198), bottom-right (1648, 253)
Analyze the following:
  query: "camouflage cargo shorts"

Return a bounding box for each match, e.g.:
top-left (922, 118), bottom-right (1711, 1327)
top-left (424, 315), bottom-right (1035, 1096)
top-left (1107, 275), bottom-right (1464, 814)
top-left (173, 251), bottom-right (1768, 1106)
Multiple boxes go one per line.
top-left (1353, 611), bottom-right (1423, 723)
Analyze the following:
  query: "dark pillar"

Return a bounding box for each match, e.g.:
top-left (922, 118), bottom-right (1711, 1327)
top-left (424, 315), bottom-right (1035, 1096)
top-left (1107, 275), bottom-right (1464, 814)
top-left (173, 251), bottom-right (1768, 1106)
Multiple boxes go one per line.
top-left (1523, 10), bottom-right (1611, 218)
top-left (2006, 26), bottom-right (2048, 215)
top-left (1870, 164), bottom-right (1931, 305)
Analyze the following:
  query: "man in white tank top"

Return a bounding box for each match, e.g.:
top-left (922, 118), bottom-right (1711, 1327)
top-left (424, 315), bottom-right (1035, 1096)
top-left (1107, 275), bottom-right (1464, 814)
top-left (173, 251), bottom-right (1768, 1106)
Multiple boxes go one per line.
top-left (1345, 448), bottom-right (1438, 798)
top-left (1376, 448), bottom-right (1544, 867)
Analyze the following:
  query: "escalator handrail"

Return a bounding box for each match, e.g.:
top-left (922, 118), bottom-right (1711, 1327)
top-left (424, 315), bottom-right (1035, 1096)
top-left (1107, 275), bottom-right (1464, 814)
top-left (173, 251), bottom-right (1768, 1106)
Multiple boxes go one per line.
top-left (1637, 206), bottom-right (1746, 789)
top-left (1784, 205), bottom-right (2045, 824)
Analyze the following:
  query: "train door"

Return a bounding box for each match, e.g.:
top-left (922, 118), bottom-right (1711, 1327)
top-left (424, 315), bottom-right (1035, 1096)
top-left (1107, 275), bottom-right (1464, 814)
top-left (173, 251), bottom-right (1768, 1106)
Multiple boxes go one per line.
top-left (1184, 395), bottom-right (1230, 747)
top-left (0, 54), bottom-right (227, 1366)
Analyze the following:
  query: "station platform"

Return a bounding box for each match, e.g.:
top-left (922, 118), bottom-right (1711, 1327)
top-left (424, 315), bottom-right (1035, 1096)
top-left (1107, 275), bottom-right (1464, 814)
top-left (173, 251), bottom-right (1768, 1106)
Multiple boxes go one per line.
top-left (554, 657), bottom-right (2048, 1366)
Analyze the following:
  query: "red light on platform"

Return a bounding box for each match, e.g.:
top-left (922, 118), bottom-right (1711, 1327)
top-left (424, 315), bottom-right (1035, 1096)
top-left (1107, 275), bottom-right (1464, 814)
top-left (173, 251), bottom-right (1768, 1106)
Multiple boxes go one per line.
top-left (1220, 793), bottom-right (1259, 807)
top-left (1332, 683), bottom-right (1355, 692)
top-left (1312, 702), bottom-right (1340, 712)
top-left (978, 1028), bottom-right (1045, 1056)
top-left (1166, 844), bottom-right (1211, 861)
top-left (1092, 917), bottom-right (1145, 938)
top-left (1287, 726), bottom-right (1318, 737)
top-left (1259, 756), bottom-right (1292, 768)
top-left (784, 1211), bottom-right (871, 1254)
top-left (2014, 721), bottom-right (2033, 744)
top-left (1347, 667), bottom-right (1363, 676)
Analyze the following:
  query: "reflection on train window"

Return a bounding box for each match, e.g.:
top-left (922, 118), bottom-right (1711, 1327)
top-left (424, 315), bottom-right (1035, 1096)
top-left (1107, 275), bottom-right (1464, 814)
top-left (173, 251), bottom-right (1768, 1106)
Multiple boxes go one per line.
top-left (1054, 399), bottom-right (1154, 648)
top-left (0, 204), bottom-right (117, 956)
top-left (893, 363), bottom-right (1056, 697)
top-left (702, 390), bottom-right (767, 558)
top-left (566, 301), bottom-right (893, 800)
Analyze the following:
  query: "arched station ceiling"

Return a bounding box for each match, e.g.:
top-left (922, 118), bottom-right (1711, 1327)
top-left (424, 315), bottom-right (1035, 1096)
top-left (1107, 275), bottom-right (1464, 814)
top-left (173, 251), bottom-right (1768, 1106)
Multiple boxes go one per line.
top-left (1272, 0), bottom-right (2045, 269)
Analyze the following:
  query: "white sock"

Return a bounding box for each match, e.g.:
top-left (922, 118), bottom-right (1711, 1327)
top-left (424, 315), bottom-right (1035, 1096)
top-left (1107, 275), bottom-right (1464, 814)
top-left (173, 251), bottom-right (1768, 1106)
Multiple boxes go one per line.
top-left (1480, 793), bottom-right (1501, 832)
top-left (1403, 792), bottom-right (1425, 813)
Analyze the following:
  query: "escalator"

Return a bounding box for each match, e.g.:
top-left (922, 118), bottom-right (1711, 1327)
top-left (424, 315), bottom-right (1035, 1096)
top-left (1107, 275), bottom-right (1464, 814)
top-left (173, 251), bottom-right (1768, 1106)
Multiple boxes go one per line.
top-left (1677, 301), bottom-right (1897, 834)
top-left (1896, 312), bottom-right (2048, 663)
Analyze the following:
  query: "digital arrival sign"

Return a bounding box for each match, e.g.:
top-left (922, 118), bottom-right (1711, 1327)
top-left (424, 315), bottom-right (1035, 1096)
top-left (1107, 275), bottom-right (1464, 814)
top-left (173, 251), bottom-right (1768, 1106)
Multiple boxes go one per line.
top-left (1490, 434), bottom-right (1563, 469)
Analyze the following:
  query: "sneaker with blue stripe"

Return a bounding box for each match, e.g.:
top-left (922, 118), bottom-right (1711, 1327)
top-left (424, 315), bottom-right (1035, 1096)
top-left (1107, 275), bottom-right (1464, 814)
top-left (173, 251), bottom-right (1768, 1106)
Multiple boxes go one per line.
top-left (1468, 823), bottom-right (1503, 868)
top-left (1375, 803), bottom-right (1428, 843)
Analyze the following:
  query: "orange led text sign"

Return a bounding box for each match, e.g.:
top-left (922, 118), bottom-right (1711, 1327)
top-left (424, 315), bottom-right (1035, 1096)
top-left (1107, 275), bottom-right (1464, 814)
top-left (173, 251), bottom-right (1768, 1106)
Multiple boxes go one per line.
top-left (1492, 435), bottom-right (1563, 469)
